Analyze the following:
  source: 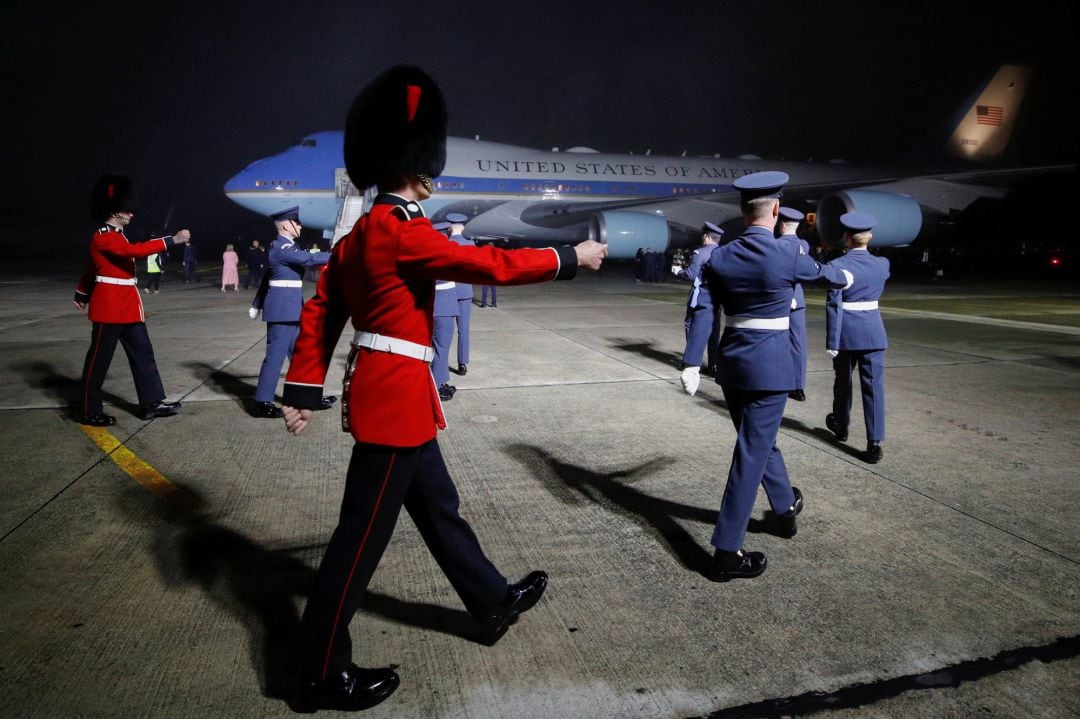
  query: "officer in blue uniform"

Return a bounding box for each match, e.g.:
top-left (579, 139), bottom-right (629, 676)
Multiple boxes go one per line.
top-left (430, 221), bottom-right (459, 401)
top-left (702, 172), bottom-right (854, 582)
top-left (251, 206), bottom-right (334, 417)
top-left (825, 211), bottom-right (890, 463)
top-left (447, 213), bottom-right (475, 376)
top-left (676, 222), bottom-right (723, 396)
top-left (777, 207), bottom-right (810, 401)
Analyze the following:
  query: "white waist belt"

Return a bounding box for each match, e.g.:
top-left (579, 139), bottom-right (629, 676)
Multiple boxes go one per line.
top-left (436, 282), bottom-right (457, 290)
top-left (352, 331), bottom-right (435, 362)
top-left (727, 316), bottom-right (789, 330)
top-left (96, 276), bottom-right (137, 286)
top-left (269, 280), bottom-right (303, 288)
top-left (842, 301), bottom-right (879, 311)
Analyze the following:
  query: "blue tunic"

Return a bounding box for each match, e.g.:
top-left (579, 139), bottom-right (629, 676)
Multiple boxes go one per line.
top-left (679, 244), bottom-right (720, 368)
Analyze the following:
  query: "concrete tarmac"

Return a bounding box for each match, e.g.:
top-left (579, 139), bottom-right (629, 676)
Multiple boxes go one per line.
top-left (0, 264), bottom-right (1078, 718)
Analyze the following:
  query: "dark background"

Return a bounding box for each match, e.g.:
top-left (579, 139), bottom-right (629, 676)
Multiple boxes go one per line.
top-left (3, 0), bottom-right (1078, 276)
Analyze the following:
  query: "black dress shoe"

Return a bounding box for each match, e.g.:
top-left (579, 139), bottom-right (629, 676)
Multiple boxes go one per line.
top-left (708, 549), bottom-right (767, 582)
top-left (254, 401), bottom-right (283, 418)
top-left (290, 664), bottom-right (399, 713)
top-left (479, 570), bottom-right (548, 645)
top-left (825, 413), bottom-right (848, 442)
top-left (438, 383), bottom-right (456, 401)
top-left (141, 401), bottom-right (181, 420)
top-left (775, 487), bottom-right (804, 539)
top-left (80, 413), bottom-right (116, 427)
top-left (866, 441), bottom-right (883, 464)
top-left (788, 389), bottom-right (806, 402)
top-left (458, 364), bottom-right (467, 376)
top-left (316, 395), bottom-right (337, 410)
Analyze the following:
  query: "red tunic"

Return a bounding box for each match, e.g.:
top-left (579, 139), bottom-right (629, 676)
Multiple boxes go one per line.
top-left (283, 199), bottom-right (576, 447)
top-left (75, 226), bottom-right (172, 324)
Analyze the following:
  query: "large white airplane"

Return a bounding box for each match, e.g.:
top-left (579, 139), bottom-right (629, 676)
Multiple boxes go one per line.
top-left (224, 65), bottom-right (1068, 259)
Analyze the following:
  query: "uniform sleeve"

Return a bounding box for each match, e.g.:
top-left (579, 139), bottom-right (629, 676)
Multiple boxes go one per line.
top-left (282, 241), bottom-right (352, 409)
top-left (397, 219), bottom-right (576, 284)
top-left (825, 286), bottom-right (843, 350)
top-left (250, 271), bottom-right (270, 310)
top-left (74, 263), bottom-right (95, 303)
top-left (795, 252), bottom-right (849, 288)
top-left (97, 234), bottom-right (170, 261)
top-left (280, 243), bottom-right (331, 268)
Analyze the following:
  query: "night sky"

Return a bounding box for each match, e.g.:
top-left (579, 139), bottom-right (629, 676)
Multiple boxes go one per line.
top-left (4, 0), bottom-right (1077, 260)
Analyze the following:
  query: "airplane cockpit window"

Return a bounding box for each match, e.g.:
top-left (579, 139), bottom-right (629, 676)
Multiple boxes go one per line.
top-left (300, 138), bottom-right (317, 147)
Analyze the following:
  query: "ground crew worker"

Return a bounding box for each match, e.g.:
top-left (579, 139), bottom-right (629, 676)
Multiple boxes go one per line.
top-left (778, 207), bottom-right (810, 401)
top-left (676, 222), bottom-right (723, 396)
top-left (249, 206), bottom-right (335, 418)
top-left (277, 65), bottom-right (606, 713)
top-left (73, 174), bottom-right (190, 425)
top-left (825, 211), bottom-right (890, 463)
top-left (701, 171), bottom-right (853, 582)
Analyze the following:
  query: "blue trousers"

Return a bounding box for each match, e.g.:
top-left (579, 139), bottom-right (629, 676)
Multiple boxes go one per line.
top-left (432, 315), bottom-right (455, 386)
top-left (298, 440), bottom-right (506, 680)
top-left (712, 388), bottom-right (797, 552)
top-left (456, 298), bottom-right (472, 366)
top-left (831, 350), bottom-right (886, 442)
top-left (255, 321), bottom-right (300, 403)
top-left (481, 285), bottom-right (497, 306)
top-left (80, 321), bottom-right (166, 415)
top-left (683, 305), bottom-right (720, 368)
top-left (790, 308), bottom-right (807, 391)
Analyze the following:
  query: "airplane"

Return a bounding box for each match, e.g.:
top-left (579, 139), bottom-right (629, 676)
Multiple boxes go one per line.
top-left (224, 65), bottom-right (1071, 259)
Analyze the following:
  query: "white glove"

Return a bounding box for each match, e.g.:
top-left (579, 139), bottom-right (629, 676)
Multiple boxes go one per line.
top-left (680, 366), bottom-right (701, 396)
top-left (841, 269), bottom-right (854, 289)
top-left (248, 307), bottom-right (259, 320)
top-left (671, 264), bottom-right (683, 275)
top-left (826, 349), bottom-right (839, 358)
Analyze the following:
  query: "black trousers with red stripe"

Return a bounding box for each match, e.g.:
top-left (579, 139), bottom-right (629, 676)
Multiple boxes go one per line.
top-left (299, 439), bottom-right (508, 680)
top-left (80, 321), bottom-right (166, 416)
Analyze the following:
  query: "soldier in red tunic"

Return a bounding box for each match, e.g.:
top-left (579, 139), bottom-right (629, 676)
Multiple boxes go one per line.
top-left (73, 175), bottom-right (191, 426)
top-left (279, 66), bottom-right (606, 713)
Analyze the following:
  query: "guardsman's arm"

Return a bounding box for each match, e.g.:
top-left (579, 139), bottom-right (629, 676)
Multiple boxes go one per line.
top-left (281, 242), bottom-right (351, 414)
top-left (73, 263), bottom-right (95, 308)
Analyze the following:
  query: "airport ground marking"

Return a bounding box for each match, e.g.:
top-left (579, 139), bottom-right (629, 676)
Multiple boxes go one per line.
top-left (78, 424), bottom-right (187, 504)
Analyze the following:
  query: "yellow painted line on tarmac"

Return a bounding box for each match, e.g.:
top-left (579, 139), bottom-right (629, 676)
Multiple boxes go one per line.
top-left (78, 425), bottom-right (193, 505)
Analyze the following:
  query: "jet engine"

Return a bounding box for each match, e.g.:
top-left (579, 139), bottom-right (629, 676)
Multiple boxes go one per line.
top-left (816, 190), bottom-right (922, 248)
top-left (590, 211), bottom-right (670, 259)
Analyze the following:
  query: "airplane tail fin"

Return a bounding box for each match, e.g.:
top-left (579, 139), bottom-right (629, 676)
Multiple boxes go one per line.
top-left (945, 65), bottom-right (1031, 163)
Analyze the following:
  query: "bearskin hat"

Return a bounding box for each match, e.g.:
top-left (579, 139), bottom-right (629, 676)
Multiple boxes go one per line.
top-left (91, 174), bottom-right (139, 221)
top-left (344, 65), bottom-right (448, 191)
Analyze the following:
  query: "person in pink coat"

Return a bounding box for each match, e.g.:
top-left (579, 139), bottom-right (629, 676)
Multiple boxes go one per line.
top-left (221, 243), bottom-right (240, 292)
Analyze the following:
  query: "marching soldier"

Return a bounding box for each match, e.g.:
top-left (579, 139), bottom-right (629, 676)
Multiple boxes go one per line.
top-left (277, 65), bottom-right (606, 712)
top-left (777, 207), bottom-right (810, 401)
top-left (447, 213), bottom-right (475, 376)
top-left (73, 175), bottom-right (190, 425)
top-left (676, 222), bottom-right (723, 396)
top-left (701, 171), bottom-right (853, 582)
top-left (250, 206), bottom-right (335, 418)
top-left (825, 212), bottom-right (890, 463)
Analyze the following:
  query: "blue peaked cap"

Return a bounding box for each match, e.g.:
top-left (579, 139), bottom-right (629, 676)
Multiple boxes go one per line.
top-left (778, 206), bottom-right (805, 222)
top-left (270, 206), bottom-right (300, 222)
top-left (840, 211), bottom-right (876, 233)
top-left (446, 213), bottom-right (468, 223)
top-left (733, 171), bottom-right (788, 200)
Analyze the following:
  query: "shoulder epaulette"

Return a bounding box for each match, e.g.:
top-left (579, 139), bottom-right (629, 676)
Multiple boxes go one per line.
top-left (374, 193), bottom-right (426, 221)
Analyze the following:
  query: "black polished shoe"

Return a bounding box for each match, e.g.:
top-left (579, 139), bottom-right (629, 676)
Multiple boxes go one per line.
top-left (708, 549), bottom-right (767, 582)
top-left (826, 413), bottom-right (848, 442)
top-left (80, 413), bottom-right (116, 427)
top-left (775, 487), bottom-right (804, 539)
top-left (788, 389), bottom-right (806, 402)
top-left (458, 364), bottom-right (468, 376)
top-left (290, 664), bottom-right (399, 713)
top-left (479, 570), bottom-right (548, 645)
top-left (254, 401), bottom-right (283, 418)
top-left (866, 441), bottom-right (883, 464)
top-left (141, 401), bottom-right (181, 420)
top-left (438, 383), bottom-right (456, 401)
top-left (316, 395), bottom-right (337, 410)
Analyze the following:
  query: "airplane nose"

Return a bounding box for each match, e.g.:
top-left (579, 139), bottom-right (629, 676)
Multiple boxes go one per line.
top-left (224, 168), bottom-right (249, 194)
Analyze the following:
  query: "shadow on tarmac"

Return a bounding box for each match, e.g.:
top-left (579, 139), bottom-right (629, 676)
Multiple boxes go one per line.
top-left (608, 339), bottom-right (682, 369)
top-left (11, 359), bottom-right (139, 420)
top-left (506, 443), bottom-right (715, 576)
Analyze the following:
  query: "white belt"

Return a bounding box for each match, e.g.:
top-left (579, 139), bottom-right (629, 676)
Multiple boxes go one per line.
top-left (269, 280), bottom-right (303, 288)
top-left (352, 331), bottom-right (435, 362)
top-left (842, 301), bottom-right (879, 311)
top-left (727, 316), bottom-right (789, 330)
top-left (436, 282), bottom-right (457, 290)
top-left (96, 276), bottom-right (137, 286)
